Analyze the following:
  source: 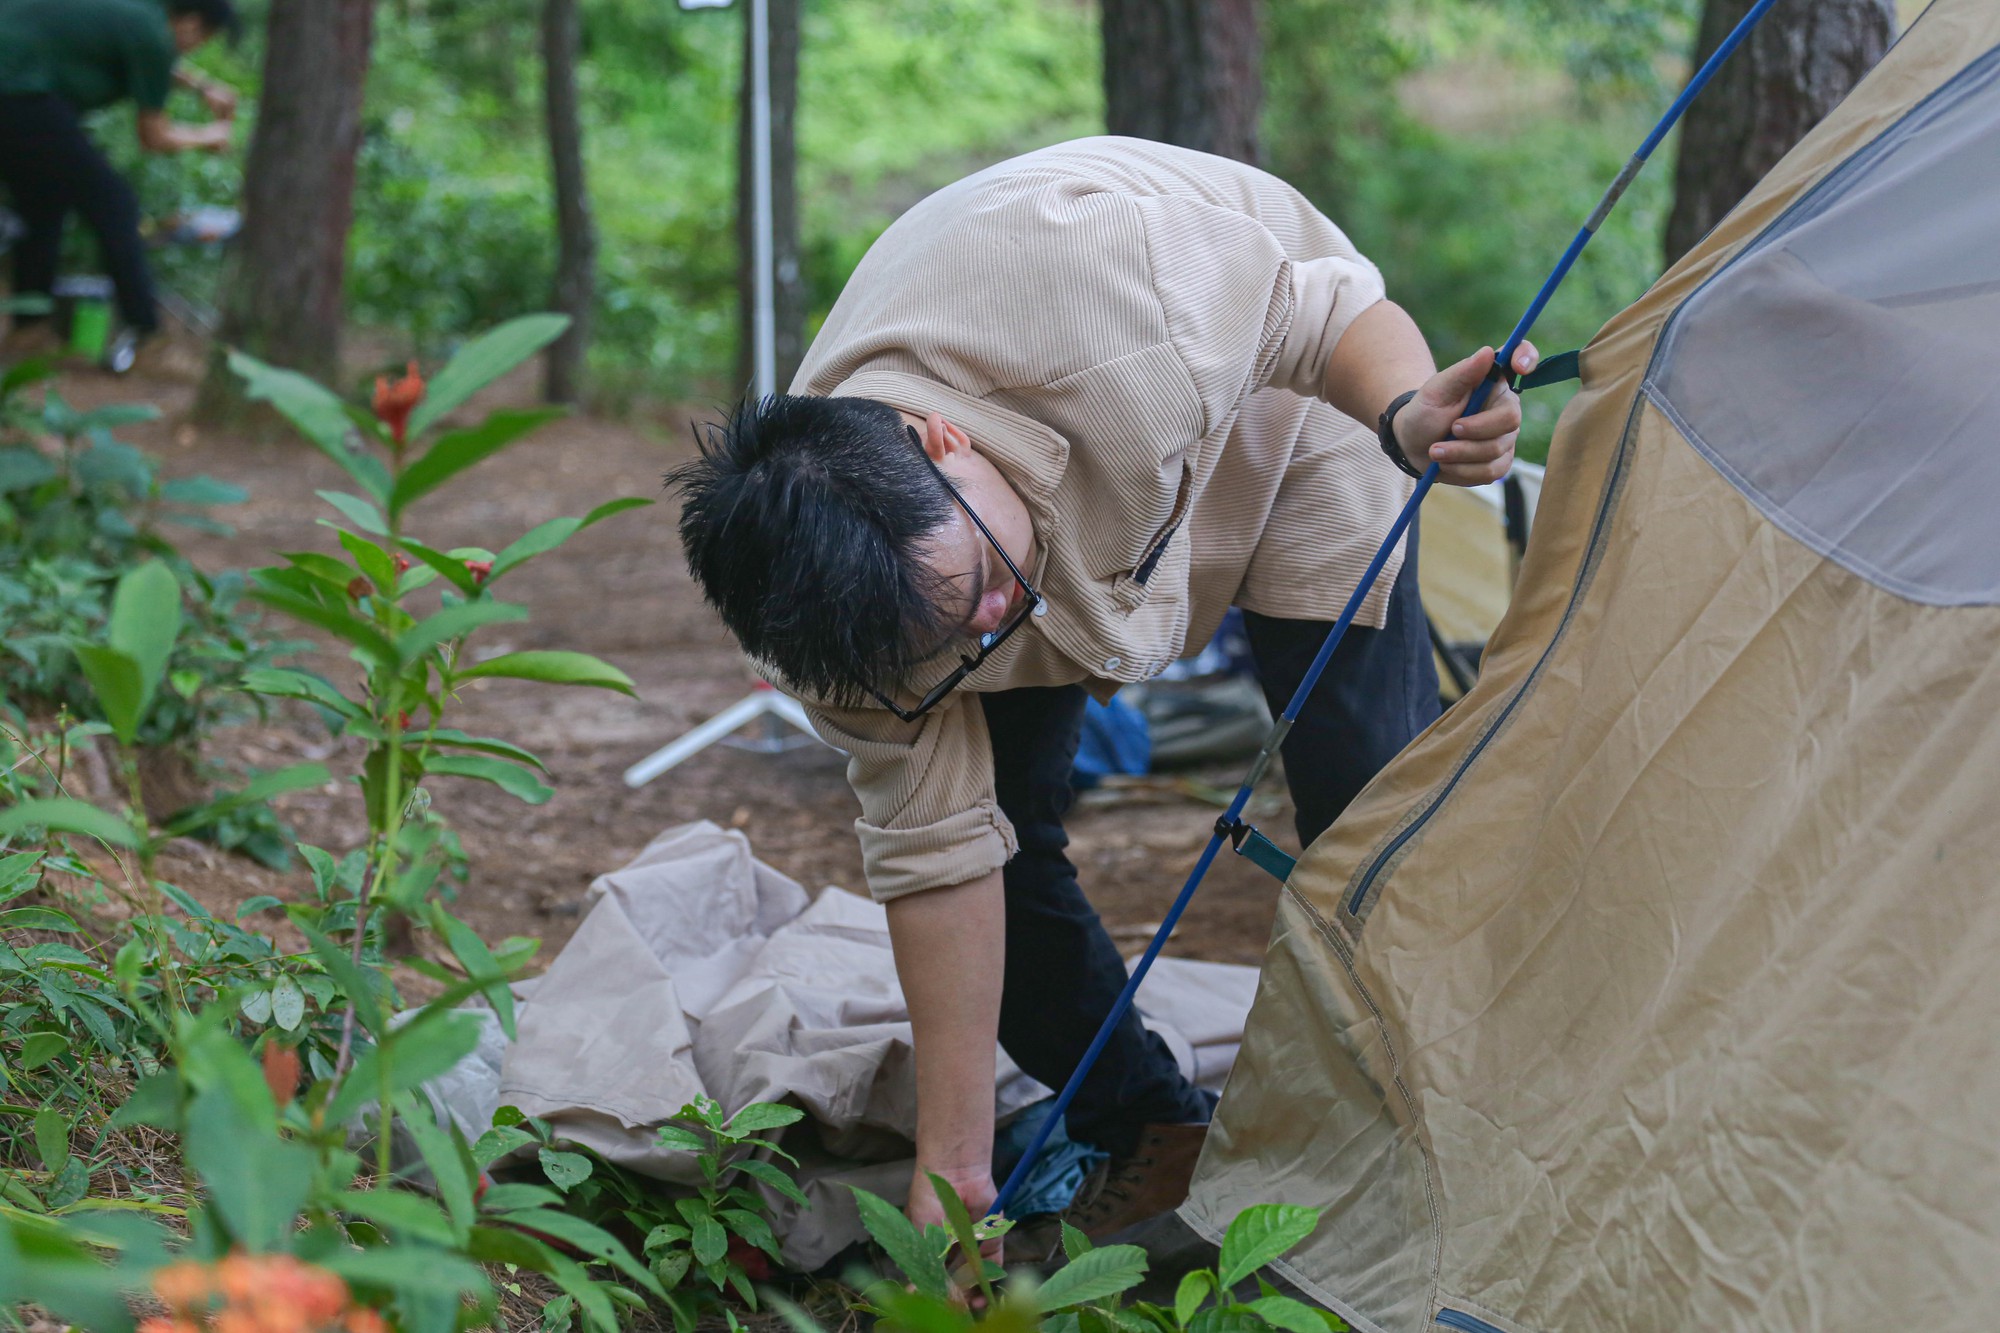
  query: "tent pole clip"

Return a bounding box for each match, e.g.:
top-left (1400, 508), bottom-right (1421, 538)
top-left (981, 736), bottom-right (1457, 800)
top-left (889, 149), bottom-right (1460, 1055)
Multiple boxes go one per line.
top-left (1218, 817), bottom-right (1298, 886)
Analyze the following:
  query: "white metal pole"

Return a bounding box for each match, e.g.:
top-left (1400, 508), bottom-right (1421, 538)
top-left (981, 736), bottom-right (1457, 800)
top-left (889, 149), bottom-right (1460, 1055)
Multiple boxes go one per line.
top-left (749, 0), bottom-right (777, 399)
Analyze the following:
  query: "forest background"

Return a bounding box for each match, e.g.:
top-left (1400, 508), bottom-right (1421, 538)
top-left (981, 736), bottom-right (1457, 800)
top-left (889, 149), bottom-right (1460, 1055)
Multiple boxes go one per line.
top-left (102, 0), bottom-right (1760, 460)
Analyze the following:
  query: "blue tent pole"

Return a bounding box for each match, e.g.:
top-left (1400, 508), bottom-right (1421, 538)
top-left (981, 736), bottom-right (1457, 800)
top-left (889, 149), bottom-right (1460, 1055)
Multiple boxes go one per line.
top-left (991, 0), bottom-right (1783, 1223)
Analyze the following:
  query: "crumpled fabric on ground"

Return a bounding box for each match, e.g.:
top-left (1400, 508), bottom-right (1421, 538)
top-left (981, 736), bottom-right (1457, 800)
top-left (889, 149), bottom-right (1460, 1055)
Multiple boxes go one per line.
top-left (420, 820), bottom-right (1259, 1269)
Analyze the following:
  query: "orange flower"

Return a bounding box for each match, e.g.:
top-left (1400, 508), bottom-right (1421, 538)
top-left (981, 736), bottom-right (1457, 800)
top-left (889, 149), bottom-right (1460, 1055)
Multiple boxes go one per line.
top-left (214, 1254), bottom-right (258, 1306)
top-left (257, 1257), bottom-right (347, 1328)
top-left (151, 1261), bottom-right (213, 1311)
top-left (371, 361), bottom-right (426, 449)
top-left (261, 1042), bottom-right (301, 1109)
top-left (149, 1255), bottom-right (366, 1333)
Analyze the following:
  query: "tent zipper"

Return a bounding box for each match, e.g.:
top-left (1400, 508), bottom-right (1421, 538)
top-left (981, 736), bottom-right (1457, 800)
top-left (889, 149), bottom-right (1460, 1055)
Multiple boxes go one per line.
top-left (1435, 1310), bottom-right (1508, 1333)
top-left (1345, 392), bottom-right (1644, 920)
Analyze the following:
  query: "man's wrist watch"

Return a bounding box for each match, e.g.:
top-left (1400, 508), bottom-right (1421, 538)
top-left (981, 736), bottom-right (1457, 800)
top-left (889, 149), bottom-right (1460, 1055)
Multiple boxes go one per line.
top-left (1377, 390), bottom-right (1427, 480)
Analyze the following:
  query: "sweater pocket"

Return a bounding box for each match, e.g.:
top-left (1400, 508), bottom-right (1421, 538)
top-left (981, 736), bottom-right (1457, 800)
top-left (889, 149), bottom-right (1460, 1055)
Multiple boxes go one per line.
top-left (1017, 341), bottom-right (1205, 583)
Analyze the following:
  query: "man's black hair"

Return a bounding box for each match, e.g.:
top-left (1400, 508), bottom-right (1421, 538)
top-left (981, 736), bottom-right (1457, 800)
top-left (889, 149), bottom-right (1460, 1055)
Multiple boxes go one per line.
top-left (668, 394), bottom-right (961, 705)
top-left (168, 0), bottom-right (241, 40)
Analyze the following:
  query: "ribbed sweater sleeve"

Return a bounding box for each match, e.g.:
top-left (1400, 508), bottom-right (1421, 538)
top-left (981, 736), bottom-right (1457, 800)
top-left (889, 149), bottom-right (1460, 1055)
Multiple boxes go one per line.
top-left (803, 696), bottom-right (1019, 901)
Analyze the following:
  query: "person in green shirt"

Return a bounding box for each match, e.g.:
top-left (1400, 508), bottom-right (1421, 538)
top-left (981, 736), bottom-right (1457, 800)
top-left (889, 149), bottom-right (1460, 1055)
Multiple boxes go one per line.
top-left (0, 0), bottom-right (239, 363)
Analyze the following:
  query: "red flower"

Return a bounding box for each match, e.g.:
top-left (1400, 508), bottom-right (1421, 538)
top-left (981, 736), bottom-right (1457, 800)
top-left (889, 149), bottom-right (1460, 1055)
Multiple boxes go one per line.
top-left (465, 559), bottom-right (492, 586)
top-left (726, 1235), bottom-right (773, 1281)
top-left (261, 1041), bottom-right (300, 1108)
top-left (371, 361), bottom-right (425, 450)
top-left (391, 552), bottom-right (412, 576)
top-left (396, 710), bottom-right (412, 729)
top-left (345, 577), bottom-right (372, 600)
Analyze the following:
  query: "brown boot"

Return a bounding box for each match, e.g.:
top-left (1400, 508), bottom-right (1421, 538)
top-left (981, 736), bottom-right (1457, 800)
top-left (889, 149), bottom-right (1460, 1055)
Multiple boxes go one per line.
top-left (1063, 1122), bottom-right (1208, 1240)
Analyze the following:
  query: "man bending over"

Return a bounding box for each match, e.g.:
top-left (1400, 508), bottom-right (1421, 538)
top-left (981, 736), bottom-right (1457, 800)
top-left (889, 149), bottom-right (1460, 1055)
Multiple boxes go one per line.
top-left (670, 137), bottom-right (1536, 1242)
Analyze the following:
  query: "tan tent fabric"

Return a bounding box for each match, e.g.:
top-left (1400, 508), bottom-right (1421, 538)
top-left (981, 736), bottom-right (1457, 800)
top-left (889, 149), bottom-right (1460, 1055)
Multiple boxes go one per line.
top-left (1184, 7), bottom-right (2000, 1331)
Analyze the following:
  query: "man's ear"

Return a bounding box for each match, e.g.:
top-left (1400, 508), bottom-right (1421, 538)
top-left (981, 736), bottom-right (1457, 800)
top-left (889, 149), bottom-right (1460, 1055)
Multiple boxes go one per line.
top-left (920, 412), bottom-right (973, 464)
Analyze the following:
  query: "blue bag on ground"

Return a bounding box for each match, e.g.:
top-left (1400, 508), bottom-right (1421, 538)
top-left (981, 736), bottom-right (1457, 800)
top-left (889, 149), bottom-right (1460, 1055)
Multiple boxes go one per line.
top-left (1071, 694), bottom-right (1150, 789)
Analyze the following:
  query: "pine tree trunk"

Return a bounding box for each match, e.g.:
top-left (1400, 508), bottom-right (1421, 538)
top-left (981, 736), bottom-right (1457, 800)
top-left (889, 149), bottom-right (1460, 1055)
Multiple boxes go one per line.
top-left (1664, 0), bottom-right (1893, 265)
top-left (1101, 0), bottom-right (1262, 165)
top-left (204, 0), bottom-right (374, 397)
top-left (542, 0), bottom-right (596, 404)
top-left (735, 0), bottom-right (804, 397)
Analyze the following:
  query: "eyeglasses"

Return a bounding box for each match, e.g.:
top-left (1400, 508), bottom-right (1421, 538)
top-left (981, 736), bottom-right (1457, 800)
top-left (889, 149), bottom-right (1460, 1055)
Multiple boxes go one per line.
top-left (866, 426), bottom-right (1043, 722)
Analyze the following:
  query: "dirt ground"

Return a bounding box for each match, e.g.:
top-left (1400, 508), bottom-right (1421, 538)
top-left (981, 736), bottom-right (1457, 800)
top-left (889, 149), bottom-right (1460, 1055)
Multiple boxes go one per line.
top-left (56, 348), bottom-right (1295, 974)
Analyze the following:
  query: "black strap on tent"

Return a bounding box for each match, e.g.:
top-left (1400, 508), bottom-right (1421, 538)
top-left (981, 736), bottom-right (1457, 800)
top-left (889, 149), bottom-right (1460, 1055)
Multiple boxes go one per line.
top-left (1506, 347), bottom-right (1581, 393)
top-left (1219, 814), bottom-right (1297, 884)
top-left (1502, 471), bottom-right (1531, 557)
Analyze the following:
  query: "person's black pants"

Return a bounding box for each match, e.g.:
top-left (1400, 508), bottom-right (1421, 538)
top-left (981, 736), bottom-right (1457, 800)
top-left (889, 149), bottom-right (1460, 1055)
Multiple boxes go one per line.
top-left (0, 93), bottom-right (158, 334)
top-left (983, 527), bottom-right (1439, 1157)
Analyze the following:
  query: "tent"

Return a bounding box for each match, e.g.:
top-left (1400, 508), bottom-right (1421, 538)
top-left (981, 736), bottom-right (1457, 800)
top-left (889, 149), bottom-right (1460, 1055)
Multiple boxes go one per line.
top-left (1181, 6), bottom-right (2000, 1331)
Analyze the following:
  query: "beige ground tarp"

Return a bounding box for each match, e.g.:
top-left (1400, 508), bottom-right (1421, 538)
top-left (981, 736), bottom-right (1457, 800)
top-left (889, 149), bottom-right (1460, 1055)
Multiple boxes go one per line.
top-left (1184, 6), bottom-right (2000, 1330)
top-left (421, 822), bottom-right (1257, 1270)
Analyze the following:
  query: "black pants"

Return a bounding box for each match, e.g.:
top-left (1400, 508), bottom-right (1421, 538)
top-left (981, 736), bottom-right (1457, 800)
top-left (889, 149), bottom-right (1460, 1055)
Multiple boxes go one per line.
top-left (0, 93), bottom-right (158, 333)
top-left (984, 529), bottom-right (1439, 1157)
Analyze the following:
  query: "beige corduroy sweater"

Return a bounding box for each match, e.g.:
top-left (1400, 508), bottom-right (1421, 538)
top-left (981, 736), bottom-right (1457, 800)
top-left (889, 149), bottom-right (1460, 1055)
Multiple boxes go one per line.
top-left (791, 136), bottom-right (1414, 901)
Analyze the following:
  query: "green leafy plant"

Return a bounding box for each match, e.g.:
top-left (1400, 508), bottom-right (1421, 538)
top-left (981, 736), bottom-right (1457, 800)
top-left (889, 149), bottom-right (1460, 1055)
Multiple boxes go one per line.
top-left (841, 1177), bottom-right (1346, 1333)
top-left (0, 839), bottom-right (157, 1219)
top-left (1148, 1205), bottom-right (1344, 1333)
top-left (0, 976), bottom-right (668, 1333)
top-left (0, 805), bottom-right (650, 1333)
top-left (642, 1095), bottom-right (807, 1306)
top-left (459, 1095), bottom-right (810, 1327)
top-left (217, 314), bottom-right (645, 1075)
top-left (0, 315), bottom-right (660, 1332)
top-left (1, 353), bottom-right (306, 867)
top-left (1, 557), bottom-right (329, 898)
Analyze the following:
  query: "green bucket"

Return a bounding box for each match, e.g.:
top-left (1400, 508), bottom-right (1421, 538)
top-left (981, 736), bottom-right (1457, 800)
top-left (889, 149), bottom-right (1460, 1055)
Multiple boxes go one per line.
top-left (51, 275), bottom-right (116, 360)
top-left (67, 299), bottom-right (111, 360)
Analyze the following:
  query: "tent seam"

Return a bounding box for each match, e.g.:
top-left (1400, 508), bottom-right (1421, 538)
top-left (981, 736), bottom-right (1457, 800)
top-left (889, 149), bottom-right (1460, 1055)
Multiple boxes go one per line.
top-left (1339, 384), bottom-right (1653, 928)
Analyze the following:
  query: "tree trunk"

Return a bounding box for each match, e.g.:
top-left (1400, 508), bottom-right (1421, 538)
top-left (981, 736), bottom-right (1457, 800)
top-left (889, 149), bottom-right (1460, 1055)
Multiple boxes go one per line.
top-left (1101, 0), bottom-right (1262, 165)
top-left (542, 0), bottom-right (596, 404)
top-left (205, 0), bottom-right (374, 397)
top-left (735, 0), bottom-right (804, 397)
top-left (1664, 0), bottom-right (1893, 265)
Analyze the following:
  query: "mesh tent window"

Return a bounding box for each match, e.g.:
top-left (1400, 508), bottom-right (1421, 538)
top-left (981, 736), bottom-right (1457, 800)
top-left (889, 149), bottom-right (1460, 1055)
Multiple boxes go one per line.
top-left (1647, 44), bottom-right (2000, 606)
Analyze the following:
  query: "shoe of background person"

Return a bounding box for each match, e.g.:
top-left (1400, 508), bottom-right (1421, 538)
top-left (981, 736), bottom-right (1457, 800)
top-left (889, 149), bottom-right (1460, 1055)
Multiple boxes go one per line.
top-left (103, 327), bottom-right (147, 374)
top-left (1061, 1122), bottom-right (1209, 1240)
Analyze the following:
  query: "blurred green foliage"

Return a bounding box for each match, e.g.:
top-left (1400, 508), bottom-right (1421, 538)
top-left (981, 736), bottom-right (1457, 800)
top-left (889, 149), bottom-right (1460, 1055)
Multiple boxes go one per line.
top-left (109, 0), bottom-right (1701, 441)
top-left (1266, 0), bottom-right (1697, 459)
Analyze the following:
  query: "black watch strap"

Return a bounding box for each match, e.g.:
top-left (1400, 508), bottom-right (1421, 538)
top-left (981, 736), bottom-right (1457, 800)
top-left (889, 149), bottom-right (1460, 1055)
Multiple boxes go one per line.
top-left (1377, 389), bottom-right (1426, 480)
